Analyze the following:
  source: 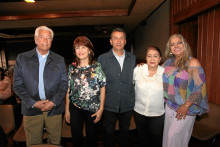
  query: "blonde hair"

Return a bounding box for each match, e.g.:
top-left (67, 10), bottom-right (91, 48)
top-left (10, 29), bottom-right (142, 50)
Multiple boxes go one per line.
top-left (34, 26), bottom-right (54, 40)
top-left (164, 34), bottom-right (192, 71)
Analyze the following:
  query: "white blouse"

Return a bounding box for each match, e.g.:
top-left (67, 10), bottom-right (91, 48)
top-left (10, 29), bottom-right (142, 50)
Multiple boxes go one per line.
top-left (133, 64), bottom-right (165, 116)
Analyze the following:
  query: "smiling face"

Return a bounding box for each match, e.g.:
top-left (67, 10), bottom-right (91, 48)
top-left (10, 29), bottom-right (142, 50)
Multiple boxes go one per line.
top-left (75, 45), bottom-right (90, 61)
top-left (170, 36), bottom-right (185, 59)
top-left (110, 31), bottom-right (126, 52)
top-left (146, 47), bottom-right (161, 69)
top-left (35, 29), bottom-right (52, 55)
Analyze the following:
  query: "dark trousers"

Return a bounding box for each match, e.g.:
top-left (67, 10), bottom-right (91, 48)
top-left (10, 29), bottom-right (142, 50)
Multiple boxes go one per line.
top-left (133, 111), bottom-right (164, 147)
top-left (103, 110), bottom-right (132, 147)
top-left (69, 104), bottom-right (98, 147)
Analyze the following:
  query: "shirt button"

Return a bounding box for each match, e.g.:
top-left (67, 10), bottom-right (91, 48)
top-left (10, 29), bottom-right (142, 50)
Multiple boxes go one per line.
top-left (118, 74), bottom-right (120, 76)
top-left (120, 83), bottom-right (122, 85)
top-left (118, 91), bottom-right (120, 93)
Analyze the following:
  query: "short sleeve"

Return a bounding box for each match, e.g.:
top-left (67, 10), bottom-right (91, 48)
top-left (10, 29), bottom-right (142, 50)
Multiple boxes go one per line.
top-left (96, 63), bottom-right (106, 88)
top-left (68, 63), bottom-right (77, 88)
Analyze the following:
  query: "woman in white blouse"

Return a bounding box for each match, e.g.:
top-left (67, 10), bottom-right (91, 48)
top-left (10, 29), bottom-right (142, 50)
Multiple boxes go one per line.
top-left (133, 46), bottom-right (165, 147)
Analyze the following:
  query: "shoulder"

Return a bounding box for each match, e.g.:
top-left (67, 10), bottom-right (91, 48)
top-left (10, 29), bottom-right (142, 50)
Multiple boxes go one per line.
top-left (50, 51), bottom-right (64, 60)
top-left (98, 51), bottom-right (112, 65)
top-left (162, 58), bottom-right (173, 67)
top-left (126, 51), bottom-right (136, 59)
top-left (3, 76), bottom-right (11, 83)
top-left (91, 62), bottom-right (100, 68)
top-left (94, 62), bottom-right (101, 67)
top-left (98, 50), bottom-right (112, 58)
top-left (134, 64), bottom-right (147, 73)
top-left (189, 57), bottom-right (201, 67)
top-left (17, 49), bottom-right (34, 58)
top-left (157, 65), bottom-right (165, 74)
top-left (68, 62), bottom-right (77, 69)
top-left (15, 49), bottom-right (36, 64)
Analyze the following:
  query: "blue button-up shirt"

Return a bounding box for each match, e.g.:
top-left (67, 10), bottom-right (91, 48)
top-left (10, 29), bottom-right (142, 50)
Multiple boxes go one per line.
top-left (112, 49), bottom-right (125, 72)
top-left (36, 49), bottom-right (49, 100)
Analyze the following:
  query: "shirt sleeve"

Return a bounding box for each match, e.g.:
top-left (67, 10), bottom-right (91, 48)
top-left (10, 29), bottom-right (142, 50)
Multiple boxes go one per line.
top-left (187, 67), bottom-right (209, 115)
top-left (96, 63), bottom-right (106, 88)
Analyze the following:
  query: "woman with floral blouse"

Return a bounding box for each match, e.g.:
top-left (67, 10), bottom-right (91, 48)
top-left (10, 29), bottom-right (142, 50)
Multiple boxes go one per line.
top-left (65, 36), bottom-right (106, 147)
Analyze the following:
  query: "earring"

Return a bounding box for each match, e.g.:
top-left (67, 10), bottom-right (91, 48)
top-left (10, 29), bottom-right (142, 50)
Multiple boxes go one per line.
top-left (170, 52), bottom-right (173, 55)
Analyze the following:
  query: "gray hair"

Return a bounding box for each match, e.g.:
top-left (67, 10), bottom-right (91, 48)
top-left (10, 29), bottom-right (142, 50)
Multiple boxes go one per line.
top-left (34, 26), bottom-right (54, 39)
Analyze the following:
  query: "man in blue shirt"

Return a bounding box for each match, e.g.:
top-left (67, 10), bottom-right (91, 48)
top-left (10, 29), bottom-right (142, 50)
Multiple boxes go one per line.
top-left (98, 28), bottom-right (136, 147)
top-left (13, 26), bottom-right (68, 146)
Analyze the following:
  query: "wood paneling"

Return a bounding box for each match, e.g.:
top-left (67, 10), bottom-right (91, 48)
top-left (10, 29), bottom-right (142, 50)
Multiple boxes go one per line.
top-left (172, 0), bottom-right (220, 23)
top-left (0, 9), bottom-right (128, 21)
top-left (170, 0), bottom-right (220, 104)
top-left (197, 8), bottom-right (220, 104)
top-left (179, 20), bottom-right (198, 57)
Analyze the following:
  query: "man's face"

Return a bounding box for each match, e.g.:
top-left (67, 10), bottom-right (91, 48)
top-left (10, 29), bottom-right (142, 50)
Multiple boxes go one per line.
top-left (35, 29), bottom-right (52, 55)
top-left (110, 31), bottom-right (126, 52)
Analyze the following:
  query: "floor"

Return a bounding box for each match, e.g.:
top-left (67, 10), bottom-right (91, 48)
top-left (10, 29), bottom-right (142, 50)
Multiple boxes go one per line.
top-left (7, 131), bottom-right (220, 147)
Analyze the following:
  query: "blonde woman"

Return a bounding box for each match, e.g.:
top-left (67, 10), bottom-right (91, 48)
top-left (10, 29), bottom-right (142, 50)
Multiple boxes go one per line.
top-left (162, 34), bottom-right (209, 147)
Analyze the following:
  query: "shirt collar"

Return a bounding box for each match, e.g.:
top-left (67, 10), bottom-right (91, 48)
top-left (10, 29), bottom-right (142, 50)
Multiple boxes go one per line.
top-left (112, 49), bottom-right (125, 58)
top-left (36, 48), bottom-right (49, 59)
top-left (144, 64), bottom-right (164, 77)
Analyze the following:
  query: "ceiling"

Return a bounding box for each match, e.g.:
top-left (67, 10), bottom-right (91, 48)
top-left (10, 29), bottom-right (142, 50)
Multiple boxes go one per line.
top-left (0, 0), bottom-right (165, 42)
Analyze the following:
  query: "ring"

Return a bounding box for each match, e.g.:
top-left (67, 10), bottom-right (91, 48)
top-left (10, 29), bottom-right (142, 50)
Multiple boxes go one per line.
top-left (179, 113), bottom-right (182, 116)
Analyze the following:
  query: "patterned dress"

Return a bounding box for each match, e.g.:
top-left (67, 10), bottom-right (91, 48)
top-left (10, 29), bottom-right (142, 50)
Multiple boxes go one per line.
top-left (163, 57), bottom-right (209, 115)
top-left (68, 62), bottom-right (106, 112)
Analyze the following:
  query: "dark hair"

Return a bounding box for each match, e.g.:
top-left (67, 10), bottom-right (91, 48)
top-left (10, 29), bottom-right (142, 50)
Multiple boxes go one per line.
top-left (0, 68), bottom-right (5, 80)
top-left (73, 36), bottom-right (95, 65)
top-left (110, 28), bottom-right (126, 39)
top-left (146, 46), bottom-right (162, 57)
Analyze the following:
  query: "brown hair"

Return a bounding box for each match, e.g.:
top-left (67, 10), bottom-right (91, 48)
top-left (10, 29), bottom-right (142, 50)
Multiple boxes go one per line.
top-left (73, 36), bottom-right (95, 65)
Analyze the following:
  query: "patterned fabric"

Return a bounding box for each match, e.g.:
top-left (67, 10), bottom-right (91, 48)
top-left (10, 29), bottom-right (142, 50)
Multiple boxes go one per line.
top-left (163, 58), bottom-right (209, 116)
top-left (68, 62), bottom-right (106, 112)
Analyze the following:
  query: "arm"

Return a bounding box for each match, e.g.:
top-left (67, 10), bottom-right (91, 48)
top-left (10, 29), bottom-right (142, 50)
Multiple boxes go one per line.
top-left (176, 57), bottom-right (206, 120)
top-left (91, 63), bottom-right (106, 123)
top-left (65, 88), bottom-right (70, 123)
top-left (0, 77), bottom-right (10, 91)
top-left (91, 86), bottom-right (105, 123)
top-left (13, 55), bottom-right (37, 110)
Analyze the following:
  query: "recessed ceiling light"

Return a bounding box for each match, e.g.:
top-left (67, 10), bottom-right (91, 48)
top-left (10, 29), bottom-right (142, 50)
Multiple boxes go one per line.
top-left (25, 0), bottom-right (35, 3)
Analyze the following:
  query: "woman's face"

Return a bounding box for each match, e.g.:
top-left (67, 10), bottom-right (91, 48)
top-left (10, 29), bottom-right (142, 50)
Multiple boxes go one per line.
top-left (146, 48), bottom-right (161, 69)
top-left (170, 36), bottom-right (184, 59)
top-left (75, 45), bottom-right (90, 61)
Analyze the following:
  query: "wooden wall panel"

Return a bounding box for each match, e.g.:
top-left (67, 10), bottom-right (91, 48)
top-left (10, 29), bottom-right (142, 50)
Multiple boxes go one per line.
top-left (170, 0), bottom-right (220, 34)
top-left (214, 8), bottom-right (220, 104)
top-left (197, 8), bottom-right (220, 104)
top-left (170, 0), bottom-right (220, 104)
top-left (179, 20), bottom-right (198, 57)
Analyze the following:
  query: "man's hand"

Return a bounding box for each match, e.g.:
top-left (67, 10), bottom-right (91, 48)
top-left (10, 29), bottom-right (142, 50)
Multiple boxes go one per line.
top-left (33, 100), bottom-right (48, 110)
top-left (41, 100), bottom-right (55, 112)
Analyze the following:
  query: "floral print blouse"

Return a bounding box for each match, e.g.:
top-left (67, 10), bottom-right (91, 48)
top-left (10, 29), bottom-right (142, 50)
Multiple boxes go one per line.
top-left (68, 62), bottom-right (106, 112)
top-left (163, 58), bottom-right (209, 116)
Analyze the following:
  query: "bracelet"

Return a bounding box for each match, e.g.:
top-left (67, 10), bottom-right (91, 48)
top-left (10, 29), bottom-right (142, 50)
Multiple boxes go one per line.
top-left (185, 104), bottom-right (190, 107)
